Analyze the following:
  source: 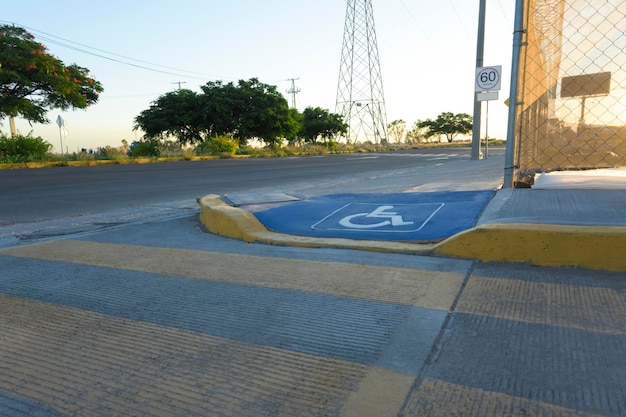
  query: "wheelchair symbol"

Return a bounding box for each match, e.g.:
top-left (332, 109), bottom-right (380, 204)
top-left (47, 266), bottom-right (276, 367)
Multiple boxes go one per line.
top-left (339, 205), bottom-right (414, 229)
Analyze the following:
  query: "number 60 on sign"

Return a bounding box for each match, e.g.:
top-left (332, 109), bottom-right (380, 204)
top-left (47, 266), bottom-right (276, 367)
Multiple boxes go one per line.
top-left (475, 66), bottom-right (502, 92)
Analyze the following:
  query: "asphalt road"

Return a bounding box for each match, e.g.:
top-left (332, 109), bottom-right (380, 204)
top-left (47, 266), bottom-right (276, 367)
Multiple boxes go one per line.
top-left (0, 147), bottom-right (504, 223)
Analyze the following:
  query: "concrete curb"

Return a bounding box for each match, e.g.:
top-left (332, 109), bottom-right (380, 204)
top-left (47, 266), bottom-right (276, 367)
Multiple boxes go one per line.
top-left (198, 195), bottom-right (626, 271)
top-left (434, 223), bottom-right (626, 271)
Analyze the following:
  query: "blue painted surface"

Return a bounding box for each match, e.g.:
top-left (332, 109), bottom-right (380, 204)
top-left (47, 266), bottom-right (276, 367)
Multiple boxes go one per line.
top-left (0, 391), bottom-right (69, 417)
top-left (252, 191), bottom-right (495, 242)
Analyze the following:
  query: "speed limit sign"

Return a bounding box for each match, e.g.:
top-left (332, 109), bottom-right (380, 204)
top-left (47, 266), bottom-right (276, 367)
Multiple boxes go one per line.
top-left (475, 66), bottom-right (502, 92)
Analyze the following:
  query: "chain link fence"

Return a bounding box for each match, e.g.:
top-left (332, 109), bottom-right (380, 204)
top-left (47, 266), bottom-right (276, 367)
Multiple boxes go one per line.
top-left (512, 0), bottom-right (626, 185)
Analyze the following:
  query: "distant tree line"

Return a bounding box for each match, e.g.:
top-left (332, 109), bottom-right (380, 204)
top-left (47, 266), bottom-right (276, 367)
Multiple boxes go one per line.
top-left (133, 78), bottom-right (348, 148)
top-left (387, 112), bottom-right (473, 144)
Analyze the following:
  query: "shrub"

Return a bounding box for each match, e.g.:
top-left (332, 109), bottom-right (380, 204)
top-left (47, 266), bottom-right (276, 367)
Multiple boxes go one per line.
top-left (182, 148), bottom-right (195, 160)
top-left (159, 140), bottom-right (184, 157)
top-left (196, 136), bottom-right (238, 156)
top-left (73, 151), bottom-right (96, 162)
top-left (0, 132), bottom-right (52, 162)
top-left (96, 146), bottom-right (127, 161)
top-left (129, 139), bottom-right (161, 158)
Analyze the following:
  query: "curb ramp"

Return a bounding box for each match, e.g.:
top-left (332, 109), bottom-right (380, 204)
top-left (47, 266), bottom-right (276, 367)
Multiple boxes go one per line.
top-left (198, 194), bottom-right (626, 272)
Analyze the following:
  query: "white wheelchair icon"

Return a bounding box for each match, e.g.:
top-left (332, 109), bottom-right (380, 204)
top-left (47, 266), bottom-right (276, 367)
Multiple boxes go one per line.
top-left (338, 205), bottom-right (414, 229)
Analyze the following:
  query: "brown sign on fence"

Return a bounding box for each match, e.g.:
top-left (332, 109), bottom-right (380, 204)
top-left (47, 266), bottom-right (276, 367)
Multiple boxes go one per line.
top-left (560, 72), bottom-right (612, 98)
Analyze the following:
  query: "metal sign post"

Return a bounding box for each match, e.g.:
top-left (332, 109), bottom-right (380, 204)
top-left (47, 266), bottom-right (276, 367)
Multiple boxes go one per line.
top-left (475, 67), bottom-right (502, 159)
top-left (477, 91), bottom-right (499, 158)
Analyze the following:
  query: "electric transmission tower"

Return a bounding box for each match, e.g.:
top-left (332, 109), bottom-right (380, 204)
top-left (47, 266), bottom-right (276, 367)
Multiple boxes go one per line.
top-left (336, 0), bottom-right (388, 144)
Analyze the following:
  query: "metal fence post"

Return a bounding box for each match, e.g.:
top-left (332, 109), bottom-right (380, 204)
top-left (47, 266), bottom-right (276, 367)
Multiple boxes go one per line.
top-left (503, 0), bottom-right (525, 188)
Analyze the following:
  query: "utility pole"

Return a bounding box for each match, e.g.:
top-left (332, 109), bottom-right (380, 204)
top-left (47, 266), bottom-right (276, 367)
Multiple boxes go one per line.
top-left (172, 81), bottom-right (187, 90)
top-left (336, 0), bottom-right (387, 144)
top-left (286, 78), bottom-right (301, 108)
top-left (471, 0), bottom-right (487, 160)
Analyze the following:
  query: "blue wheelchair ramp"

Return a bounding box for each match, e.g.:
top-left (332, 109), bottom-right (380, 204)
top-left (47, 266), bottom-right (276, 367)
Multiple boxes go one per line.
top-left (251, 190), bottom-right (495, 243)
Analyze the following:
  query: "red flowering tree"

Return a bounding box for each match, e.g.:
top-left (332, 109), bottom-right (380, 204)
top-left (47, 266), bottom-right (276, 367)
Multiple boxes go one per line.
top-left (0, 24), bottom-right (103, 135)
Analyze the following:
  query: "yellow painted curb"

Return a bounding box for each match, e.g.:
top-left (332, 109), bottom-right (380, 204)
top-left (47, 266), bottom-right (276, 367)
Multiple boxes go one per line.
top-left (198, 195), bottom-right (268, 242)
top-left (198, 195), bottom-right (626, 271)
top-left (435, 222), bottom-right (626, 271)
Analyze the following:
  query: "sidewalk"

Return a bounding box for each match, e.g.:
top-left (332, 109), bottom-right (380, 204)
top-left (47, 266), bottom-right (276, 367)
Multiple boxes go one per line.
top-left (1, 199), bottom-right (624, 417)
top-left (199, 177), bottom-right (626, 271)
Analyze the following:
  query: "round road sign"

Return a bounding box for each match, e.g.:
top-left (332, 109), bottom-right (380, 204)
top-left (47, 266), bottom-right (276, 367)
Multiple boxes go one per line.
top-left (475, 66), bottom-right (502, 92)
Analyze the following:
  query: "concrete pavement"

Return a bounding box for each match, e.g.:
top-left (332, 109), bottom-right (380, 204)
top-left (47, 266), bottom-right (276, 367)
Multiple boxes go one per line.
top-left (1, 213), bottom-right (624, 416)
top-left (1, 214), bottom-right (625, 416)
top-left (1, 151), bottom-right (626, 416)
top-left (199, 185), bottom-right (626, 272)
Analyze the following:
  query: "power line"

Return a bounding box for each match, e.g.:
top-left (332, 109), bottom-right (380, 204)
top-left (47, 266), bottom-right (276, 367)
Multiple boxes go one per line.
top-left (395, 0), bottom-right (456, 68)
top-left (447, 0), bottom-right (473, 47)
top-left (495, 0), bottom-right (513, 24)
top-left (397, 0), bottom-right (431, 41)
top-left (0, 21), bottom-right (235, 81)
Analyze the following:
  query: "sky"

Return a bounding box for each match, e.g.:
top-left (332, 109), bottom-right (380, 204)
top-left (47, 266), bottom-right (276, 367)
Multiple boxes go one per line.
top-left (3, 0), bottom-right (516, 152)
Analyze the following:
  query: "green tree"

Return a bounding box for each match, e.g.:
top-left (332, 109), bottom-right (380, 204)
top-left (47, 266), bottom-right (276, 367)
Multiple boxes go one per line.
top-left (417, 112), bottom-right (472, 143)
top-left (0, 25), bottom-right (103, 135)
top-left (197, 80), bottom-right (239, 140)
top-left (207, 78), bottom-right (298, 147)
top-left (298, 106), bottom-right (347, 143)
top-left (136, 78), bottom-right (300, 147)
top-left (387, 119), bottom-right (406, 143)
top-left (134, 89), bottom-right (204, 144)
top-left (406, 120), bottom-right (428, 143)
